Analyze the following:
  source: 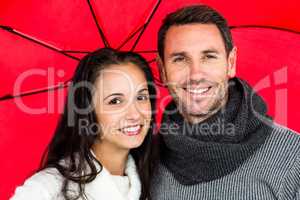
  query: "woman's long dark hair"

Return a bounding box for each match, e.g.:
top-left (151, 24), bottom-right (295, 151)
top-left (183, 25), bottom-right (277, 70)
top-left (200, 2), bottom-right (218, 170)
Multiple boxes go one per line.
top-left (39, 48), bottom-right (156, 200)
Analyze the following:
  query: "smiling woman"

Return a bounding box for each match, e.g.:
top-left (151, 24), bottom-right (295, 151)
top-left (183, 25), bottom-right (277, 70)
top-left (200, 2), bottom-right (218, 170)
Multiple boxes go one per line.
top-left (10, 48), bottom-right (157, 200)
top-left (92, 63), bottom-right (152, 150)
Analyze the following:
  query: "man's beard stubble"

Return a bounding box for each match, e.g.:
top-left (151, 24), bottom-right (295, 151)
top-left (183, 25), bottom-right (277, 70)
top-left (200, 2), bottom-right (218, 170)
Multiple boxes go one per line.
top-left (170, 80), bottom-right (229, 124)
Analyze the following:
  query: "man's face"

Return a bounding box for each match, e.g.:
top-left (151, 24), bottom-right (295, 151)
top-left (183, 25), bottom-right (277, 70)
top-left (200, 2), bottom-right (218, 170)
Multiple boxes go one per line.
top-left (161, 24), bottom-right (236, 123)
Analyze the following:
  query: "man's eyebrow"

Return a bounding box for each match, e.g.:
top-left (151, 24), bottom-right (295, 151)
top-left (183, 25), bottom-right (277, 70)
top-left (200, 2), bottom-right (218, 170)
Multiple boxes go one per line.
top-left (104, 93), bottom-right (123, 100)
top-left (202, 49), bottom-right (220, 54)
top-left (168, 52), bottom-right (187, 58)
top-left (168, 49), bottom-right (220, 58)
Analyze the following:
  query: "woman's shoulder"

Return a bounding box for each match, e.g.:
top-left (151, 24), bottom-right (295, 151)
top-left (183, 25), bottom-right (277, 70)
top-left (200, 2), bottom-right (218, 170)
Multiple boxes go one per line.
top-left (10, 168), bottom-right (64, 200)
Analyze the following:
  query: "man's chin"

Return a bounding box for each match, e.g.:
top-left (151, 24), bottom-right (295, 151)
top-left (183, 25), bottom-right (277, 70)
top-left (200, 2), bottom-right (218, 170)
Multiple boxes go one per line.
top-left (182, 104), bottom-right (209, 115)
top-left (181, 100), bottom-right (220, 115)
top-left (187, 108), bottom-right (210, 116)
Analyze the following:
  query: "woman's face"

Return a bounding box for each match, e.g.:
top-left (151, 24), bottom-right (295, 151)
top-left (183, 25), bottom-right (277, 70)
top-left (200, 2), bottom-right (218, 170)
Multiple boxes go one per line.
top-left (93, 63), bottom-right (152, 151)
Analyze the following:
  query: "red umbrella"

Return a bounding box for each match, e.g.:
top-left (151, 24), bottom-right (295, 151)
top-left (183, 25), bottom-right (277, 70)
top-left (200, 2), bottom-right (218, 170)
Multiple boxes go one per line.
top-left (1, 0), bottom-right (300, 199)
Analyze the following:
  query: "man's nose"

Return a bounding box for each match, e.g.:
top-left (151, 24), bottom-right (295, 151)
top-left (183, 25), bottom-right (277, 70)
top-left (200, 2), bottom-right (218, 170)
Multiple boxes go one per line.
top-left (189, 61), bottom-right (206, 79)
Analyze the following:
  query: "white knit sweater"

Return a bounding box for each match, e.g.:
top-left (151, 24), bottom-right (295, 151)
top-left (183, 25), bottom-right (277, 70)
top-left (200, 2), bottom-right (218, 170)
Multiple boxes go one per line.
top-left (10, 155), bottom-right (141, 200)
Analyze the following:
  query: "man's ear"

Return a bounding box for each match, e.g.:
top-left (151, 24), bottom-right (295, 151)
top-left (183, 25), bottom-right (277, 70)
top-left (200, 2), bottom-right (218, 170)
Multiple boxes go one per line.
top-left (157, 55), bottom-right (167, 84)
top-left (227, 46), bottom-right (237, 78)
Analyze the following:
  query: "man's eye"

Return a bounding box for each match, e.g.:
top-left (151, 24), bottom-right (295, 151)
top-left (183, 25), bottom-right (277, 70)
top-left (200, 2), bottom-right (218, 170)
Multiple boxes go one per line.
top-left (137, 94), bottom-right (149, 101)
top-left (173, 56), bottom-right (185, 63)
top-left (205, 54), bottom-right (217, 59)
top-left (108, 98), bottom-right (122, 105)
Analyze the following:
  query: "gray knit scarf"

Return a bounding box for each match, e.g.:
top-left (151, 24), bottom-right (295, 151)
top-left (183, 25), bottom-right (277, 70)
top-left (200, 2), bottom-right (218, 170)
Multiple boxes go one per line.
top-left (159, 78), bottom-right (273, 185)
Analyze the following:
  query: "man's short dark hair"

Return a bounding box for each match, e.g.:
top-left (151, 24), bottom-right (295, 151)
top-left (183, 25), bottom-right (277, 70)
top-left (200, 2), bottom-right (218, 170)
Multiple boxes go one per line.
top-left (157, 5), bottom-right (234, 62)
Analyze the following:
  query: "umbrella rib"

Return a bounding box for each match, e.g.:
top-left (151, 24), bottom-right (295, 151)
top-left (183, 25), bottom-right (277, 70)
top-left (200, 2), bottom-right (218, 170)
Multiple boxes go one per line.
top-left (0, 80), bottom-right (71, 101)
top-left (87, 0), bottom-right (110, 47)
top-left (147, 58), bottom-right (156, 64)
top-left (130, 0), bottom-right (162, 51)
top-left (0, 25), bottom-right (80, 61)
top-left (230, 25), bottom-right (300, 35)
top-left (62, 50), bottom-right (91, 54)
top-left (117, 25), bottom-right (145, 50)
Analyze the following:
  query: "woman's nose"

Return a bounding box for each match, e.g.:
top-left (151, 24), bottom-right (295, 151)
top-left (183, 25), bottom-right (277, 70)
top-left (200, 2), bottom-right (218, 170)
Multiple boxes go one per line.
top-left (125, 103), bottom-right (140, 121)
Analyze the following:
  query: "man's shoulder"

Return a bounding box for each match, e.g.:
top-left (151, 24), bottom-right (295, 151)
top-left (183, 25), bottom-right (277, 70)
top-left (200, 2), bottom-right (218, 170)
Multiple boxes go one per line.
top-left (268, 124), bottom-right (300, 198)
top-left (269, 123), bottom-right (300, 144)
top-left (262, 123), bottom-right (300, 161)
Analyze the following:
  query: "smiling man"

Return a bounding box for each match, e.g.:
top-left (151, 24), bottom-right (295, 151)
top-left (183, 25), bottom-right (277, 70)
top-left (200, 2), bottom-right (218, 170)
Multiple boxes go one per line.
top-left (161, 22), bottom-right (236, 124)
top-left (150, 5), bottom-right (300, 200)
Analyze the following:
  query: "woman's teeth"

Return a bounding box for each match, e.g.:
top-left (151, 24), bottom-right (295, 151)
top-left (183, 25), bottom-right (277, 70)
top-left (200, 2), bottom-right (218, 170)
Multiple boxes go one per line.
top-left (123, 125), bottom-right (140, 132)
top-left (121, 125), bottom-right (142, 136)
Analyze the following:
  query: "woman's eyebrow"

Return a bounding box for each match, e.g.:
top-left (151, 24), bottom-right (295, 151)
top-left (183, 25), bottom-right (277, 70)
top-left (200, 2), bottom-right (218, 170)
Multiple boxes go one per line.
top-left (138, 88), bottom-right (149, 93)
top-left (103, 93), bottom-right (123, 100)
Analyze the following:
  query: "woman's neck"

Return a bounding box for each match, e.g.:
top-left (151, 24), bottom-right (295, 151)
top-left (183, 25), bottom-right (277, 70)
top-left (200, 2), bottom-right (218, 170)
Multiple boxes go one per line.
top-left (91, 141), bottom-right (129, 176)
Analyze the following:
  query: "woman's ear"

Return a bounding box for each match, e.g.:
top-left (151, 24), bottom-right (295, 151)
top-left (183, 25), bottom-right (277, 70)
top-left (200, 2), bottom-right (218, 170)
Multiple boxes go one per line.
top-left (227, 47), bottom-right (237, 78)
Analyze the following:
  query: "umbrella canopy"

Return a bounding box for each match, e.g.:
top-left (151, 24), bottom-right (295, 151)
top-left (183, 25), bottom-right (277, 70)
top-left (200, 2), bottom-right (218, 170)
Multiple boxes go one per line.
top-left (1, 0), bottom-right (300, 198)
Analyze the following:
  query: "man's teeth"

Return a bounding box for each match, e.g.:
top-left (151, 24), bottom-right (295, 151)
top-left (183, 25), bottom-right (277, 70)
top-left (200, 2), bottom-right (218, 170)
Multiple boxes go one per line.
top-left (123, 126), bottom-right (140, 132)
top-left (187, 87), bottom-right (210, 94)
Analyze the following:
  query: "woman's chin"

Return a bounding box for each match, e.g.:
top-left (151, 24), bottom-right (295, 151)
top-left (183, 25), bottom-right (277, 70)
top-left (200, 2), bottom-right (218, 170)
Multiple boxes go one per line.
top-left (118, 134), bottom-right (145, 150)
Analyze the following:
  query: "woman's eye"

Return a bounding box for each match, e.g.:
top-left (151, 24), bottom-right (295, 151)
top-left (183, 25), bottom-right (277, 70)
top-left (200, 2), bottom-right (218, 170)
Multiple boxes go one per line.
top-left (137, 94), bottom-right (149, 101)
top-left (108, 98), bottom-right (122, 105)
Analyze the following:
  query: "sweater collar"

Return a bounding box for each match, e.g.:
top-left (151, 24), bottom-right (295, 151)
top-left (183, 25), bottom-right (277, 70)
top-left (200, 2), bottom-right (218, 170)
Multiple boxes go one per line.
top-left (159, 78), bottom-right (273, 185)
top-left (89, 151), bottom-right (141, 200)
